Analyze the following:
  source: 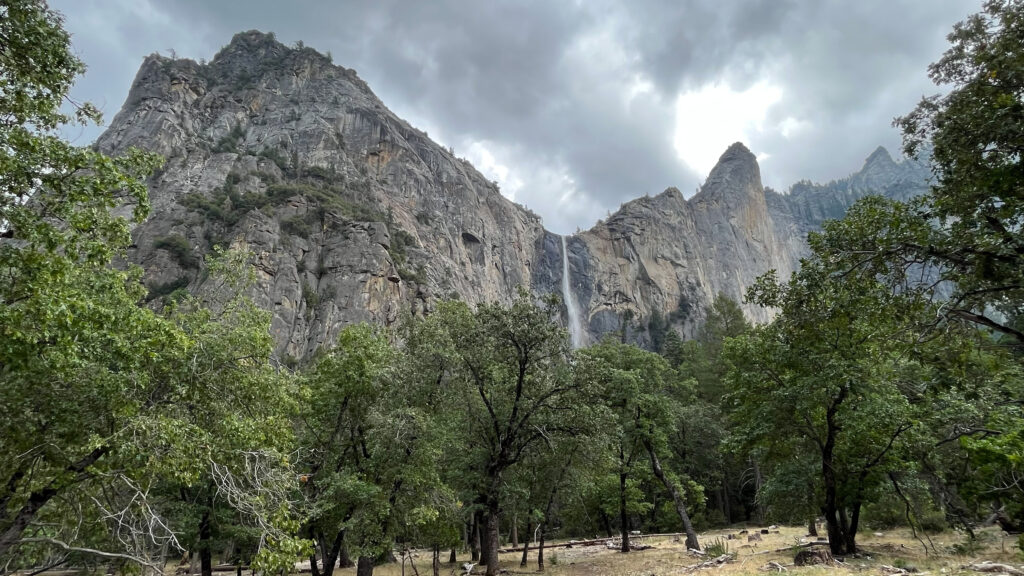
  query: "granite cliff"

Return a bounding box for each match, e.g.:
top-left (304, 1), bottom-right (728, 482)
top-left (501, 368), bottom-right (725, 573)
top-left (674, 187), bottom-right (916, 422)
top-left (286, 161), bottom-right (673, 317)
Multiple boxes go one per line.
top-left (98, 31), bottom-right (929, 358)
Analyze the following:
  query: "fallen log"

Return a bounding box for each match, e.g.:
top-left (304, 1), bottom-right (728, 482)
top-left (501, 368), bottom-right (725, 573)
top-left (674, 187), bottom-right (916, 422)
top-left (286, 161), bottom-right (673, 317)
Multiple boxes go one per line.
top-left (961, 561), bottom-right (1024, 576)
top-left (682, 553), bottom-right (734, 572)
top-left (749, 541), bottom-right (831, 556)
top-left (497, 532), bottom-right (687, 553)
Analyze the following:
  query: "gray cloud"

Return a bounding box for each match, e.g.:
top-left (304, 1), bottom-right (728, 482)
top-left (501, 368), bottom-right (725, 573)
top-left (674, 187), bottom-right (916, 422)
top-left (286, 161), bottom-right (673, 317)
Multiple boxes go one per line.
top-left (52, 0), bottom-right (981, 233)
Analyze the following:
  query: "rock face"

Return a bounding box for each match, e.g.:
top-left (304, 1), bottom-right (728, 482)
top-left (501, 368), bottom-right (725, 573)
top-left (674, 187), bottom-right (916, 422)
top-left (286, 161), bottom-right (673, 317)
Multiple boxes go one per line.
top-left (100, 31), bottom-right (929, 357)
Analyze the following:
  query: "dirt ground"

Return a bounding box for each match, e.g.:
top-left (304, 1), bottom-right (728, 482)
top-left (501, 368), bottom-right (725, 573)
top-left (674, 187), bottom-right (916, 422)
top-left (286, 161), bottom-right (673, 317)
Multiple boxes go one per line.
top-left (329, 525), bottom-right (1023, 576)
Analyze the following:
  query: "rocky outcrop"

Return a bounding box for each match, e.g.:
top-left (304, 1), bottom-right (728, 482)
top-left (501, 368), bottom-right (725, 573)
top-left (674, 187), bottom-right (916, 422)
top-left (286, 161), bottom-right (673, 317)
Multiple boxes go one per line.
top-left (100, 31), bottom-right (929, 357)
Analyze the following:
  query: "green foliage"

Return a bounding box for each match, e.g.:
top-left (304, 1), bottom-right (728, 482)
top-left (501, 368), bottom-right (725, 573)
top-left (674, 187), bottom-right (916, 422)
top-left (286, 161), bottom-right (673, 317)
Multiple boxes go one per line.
top-left (704, 537), bottom-right (729, 556)
top-left (0, 7), bottom-right (305, 568)
top-left (301, 281), bottom-right (319, 320)
top-left (257, 146), bottom-right (290, 172)
top-left (265, 182), bottom-right (384, 221)
top-left (153, 234), bottom-right (199, 268)
top-left (213, 123), bottom-right (247, 154)
top-left (387, 226), bottom-right (427, 283)
top-left (146, 275), bottom-right (190, 301)
top-left (890, 0), bottom-right (1024, 344)
top-left (281, 214), bottom-right (313, 238)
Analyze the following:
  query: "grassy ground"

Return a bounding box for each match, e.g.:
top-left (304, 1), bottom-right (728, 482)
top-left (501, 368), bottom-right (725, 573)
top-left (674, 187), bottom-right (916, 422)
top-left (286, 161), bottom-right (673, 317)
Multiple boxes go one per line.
top-left (330, 525), bottom-right (1022, 576)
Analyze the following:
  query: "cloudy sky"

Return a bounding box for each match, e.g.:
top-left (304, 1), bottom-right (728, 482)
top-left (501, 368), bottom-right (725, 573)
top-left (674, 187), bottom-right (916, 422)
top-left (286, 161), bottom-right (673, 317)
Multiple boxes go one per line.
top-left (52, 0), bottom-right (980, 234)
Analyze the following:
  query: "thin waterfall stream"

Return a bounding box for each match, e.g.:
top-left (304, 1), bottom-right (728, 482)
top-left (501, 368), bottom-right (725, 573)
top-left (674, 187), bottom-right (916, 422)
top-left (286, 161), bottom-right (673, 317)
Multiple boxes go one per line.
top-left (560, 235), bottom-right (584, 349)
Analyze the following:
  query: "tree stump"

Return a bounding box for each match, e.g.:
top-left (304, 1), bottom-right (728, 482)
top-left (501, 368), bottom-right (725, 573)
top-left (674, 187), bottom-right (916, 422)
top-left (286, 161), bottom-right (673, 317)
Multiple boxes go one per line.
top-left (794, 548), bottom-right (834, 566)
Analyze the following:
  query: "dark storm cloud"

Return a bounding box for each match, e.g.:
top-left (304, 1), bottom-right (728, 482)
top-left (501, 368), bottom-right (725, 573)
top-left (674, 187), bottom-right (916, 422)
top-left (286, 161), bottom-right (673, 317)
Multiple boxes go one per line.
top-left (51, 0), bottom-right (981, 233)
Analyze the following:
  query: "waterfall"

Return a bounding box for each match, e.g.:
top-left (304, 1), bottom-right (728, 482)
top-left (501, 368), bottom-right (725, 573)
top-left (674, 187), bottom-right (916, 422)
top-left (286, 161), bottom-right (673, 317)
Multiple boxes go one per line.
top-left (560, 235), bottom-right (584, 349)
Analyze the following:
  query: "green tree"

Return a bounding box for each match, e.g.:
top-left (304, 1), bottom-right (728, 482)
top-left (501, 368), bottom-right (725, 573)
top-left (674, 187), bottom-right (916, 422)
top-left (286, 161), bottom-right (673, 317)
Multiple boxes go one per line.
top-left (300, 323), bottom-right (451, 576)
top-left (153, 252), bottom-right (303, 576)
top-left (890, 0), bottom-right (1024, 343)
top-left (581, 338), bottom-right (700, 550)
top-left (0, 4), bottom-right (303, 571)
top-left (0, 0), bottom-right (162, 564)
top-left (726, 215), bottom-right (989, 554)
top-left (413, 293), bottom-right (596, 576)
top-left (664, 295), bottom-right (751, 526)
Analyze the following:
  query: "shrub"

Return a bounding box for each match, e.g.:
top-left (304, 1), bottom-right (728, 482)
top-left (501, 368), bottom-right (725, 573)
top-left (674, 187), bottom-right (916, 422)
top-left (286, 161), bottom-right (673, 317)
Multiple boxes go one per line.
top-left (281, 215), bottom-right (313, 238)
top-left (153, 234), bottom-right (198, 269)
top-left (258, 147), bottom-right (290, 172)
top-left (704, 537), bottom-right (729, 557)
top-left (213, 124), bottom-right (247, 154)
top-left (145, 276), bottom-right (190, 302)
top-left (302, 281), bottom-right (319, 321)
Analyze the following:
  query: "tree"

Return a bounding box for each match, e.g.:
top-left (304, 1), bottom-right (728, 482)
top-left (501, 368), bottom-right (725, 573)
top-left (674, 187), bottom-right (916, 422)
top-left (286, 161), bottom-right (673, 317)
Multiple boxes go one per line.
top-left (153, 251), bottom-right (304, 576)
top-left (0, 0), bottom-right (162, 565)
top-left (416, 293), bottom-right (596, 576)
top-left (0, 5), bottom-right (303, 571)
top-left (726, 207), bottom-right (999, 555)
top-left (664, 295), bottom-right (751, 526)
top-left (888, 0), bottom-right (1024, 344)
top-left (581, 338), bottom-right (700, 551)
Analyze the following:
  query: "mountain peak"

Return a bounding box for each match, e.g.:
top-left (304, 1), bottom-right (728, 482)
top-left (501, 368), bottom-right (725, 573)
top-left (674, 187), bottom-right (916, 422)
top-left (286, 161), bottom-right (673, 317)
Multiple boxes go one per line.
top-left (722, 141), bottom-right (755, 160)
top-left (219, 30), bottom-right (286, 56)
top-left (864, 145), bottom-right (895, 168)
top-left (697, 142), bottom-right (762, 202)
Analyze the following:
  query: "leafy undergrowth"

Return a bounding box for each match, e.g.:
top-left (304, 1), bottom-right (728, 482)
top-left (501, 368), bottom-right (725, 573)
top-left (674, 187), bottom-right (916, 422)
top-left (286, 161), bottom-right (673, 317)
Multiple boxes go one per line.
top-left (320, 526), bottom-right (1021, 576)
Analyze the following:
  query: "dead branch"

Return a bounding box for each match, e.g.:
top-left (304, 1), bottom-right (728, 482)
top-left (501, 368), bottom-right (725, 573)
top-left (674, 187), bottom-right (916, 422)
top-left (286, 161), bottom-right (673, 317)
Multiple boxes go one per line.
top-left (18, 537), bottom-right (164, 573)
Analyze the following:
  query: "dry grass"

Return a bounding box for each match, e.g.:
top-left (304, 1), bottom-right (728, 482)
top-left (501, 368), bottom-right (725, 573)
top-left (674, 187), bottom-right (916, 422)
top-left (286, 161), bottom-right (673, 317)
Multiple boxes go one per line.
top-left (328, 525), bottom-right (1023, 576)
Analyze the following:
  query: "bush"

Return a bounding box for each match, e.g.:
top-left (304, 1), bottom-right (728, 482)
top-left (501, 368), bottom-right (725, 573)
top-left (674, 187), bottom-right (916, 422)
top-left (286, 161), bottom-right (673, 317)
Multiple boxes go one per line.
top-left (919, 509), bottom-right (947, 533)
top-left (704, 537), bottom-right (729, 557)
top-left (302, 281), bottom-right (319, 321)
top-left (258, 147), bottom-right (290, 172)
top-left (281, 215), bottom-right (313, 238)
top-left (146, 276), bottom-right (190, 302)
top-left (213, 124), bottom-right (247, 154)
top-left (153, 234), bottom-right (198, 269)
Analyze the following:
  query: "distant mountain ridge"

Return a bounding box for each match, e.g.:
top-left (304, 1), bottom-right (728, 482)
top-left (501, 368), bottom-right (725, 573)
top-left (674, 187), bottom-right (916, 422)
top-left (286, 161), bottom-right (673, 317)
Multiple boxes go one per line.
top-left (97, 31), bottom-right (930, 357)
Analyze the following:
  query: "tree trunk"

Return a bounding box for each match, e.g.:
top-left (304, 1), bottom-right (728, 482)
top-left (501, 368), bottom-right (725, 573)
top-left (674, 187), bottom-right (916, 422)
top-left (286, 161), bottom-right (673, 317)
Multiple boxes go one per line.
top-left (722, 473), bottom-right (733, 524)
top-left (619, 471), bottom-right (631, 553)
top-left (470, 514), bottom-right (480, 562)
top-left (339, 537), bottom-right (354, 569)
top-left (484, 504), bottom-right (500, 576)
top-left (199, 508), bottom-right (213, 576)
top-left (320, 530), bottom-right (345, 576)
top-left (645, 441), bottom-right (699, 550)
top-left (822, 465), bottom-right (843, 555)
top-left (537, 454), bottom-right (570, 571)
top-left (537, 524), bottom-right (546, 572)
top-left (844, 502), bottom-right (861, 554)
top-left (511, 512), bottom-right (519, 548)
top-left (448, 547), bottom-right (456, 564)
top-left (598, 510), bottom-right (613, 538)
top-left (520, 519), bottom-right (531, 567)
top-left (808, 517), bottom-right (818, 537)
top-left (432, 545), bottom-right (440, 576)
top-left (0, 445), bottom-right (109, 558)
top-left (355, 556), bottom-right (373, 576)
top-left (308, 527), bottom-right (321, 576)
top-left (821, 392), bottom-right (847, 556)
top-left (752, 458), bottom-right (766, 523)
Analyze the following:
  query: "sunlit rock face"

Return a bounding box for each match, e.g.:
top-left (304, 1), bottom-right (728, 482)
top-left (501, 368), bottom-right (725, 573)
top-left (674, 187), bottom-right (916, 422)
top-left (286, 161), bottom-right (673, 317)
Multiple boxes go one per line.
top-left (103, 31), bottom-right (928, 357)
